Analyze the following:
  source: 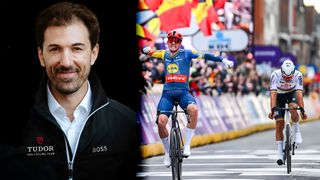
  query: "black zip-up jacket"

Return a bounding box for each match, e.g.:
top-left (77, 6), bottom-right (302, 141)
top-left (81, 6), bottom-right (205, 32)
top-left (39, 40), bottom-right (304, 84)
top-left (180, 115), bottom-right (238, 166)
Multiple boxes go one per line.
top-left (6, 72), bottom-right (142, 180)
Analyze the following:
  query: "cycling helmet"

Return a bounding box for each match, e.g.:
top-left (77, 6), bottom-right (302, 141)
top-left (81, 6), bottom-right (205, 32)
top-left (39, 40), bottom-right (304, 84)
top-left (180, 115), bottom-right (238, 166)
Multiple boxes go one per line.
top-left (167, 30), bottom-right (183, 43)
top-left (281, 59), bottom-right (295, 76)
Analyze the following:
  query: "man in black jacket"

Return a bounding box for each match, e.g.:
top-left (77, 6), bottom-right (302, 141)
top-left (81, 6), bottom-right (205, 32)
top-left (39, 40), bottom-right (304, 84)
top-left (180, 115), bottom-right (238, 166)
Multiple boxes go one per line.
top-left (5, 2), bottom-right (141, 179)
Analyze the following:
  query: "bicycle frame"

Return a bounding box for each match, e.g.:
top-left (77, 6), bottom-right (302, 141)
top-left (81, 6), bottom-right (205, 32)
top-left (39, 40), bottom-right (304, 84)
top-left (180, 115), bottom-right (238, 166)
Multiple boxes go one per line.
top-left (276, 103), bottom-right (302, 174)
top-left (169, 101), bottom-right (189, 180)
top-left (283, 103), bottom-right (293, 174)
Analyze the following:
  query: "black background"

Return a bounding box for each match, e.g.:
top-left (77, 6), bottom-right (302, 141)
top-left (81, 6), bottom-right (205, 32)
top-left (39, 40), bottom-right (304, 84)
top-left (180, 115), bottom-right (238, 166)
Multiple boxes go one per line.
top-left (3, 0), bottom-right (145, 146)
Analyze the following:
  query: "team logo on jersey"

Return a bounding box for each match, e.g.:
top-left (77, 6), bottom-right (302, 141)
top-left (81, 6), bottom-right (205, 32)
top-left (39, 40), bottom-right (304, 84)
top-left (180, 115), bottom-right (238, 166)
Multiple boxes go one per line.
top-left (167, 64), bottom-right (179, 74)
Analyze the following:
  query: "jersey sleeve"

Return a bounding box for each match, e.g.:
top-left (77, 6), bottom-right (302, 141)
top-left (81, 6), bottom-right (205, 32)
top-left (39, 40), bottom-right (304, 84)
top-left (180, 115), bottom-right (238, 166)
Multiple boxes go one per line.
top-left (183, 50), bottom-right (200, 64)
top-left (295, 72), bottom-right (303, 91)
top-left (187, 50), bottom-right (223, 62)
top-left (203, 53), bottom-right (223, 62)
top-left (187, 50), bottom-right (201, 59)
top-left (149, 50), bottom-right (166, 60)
top-left (189, 50), bottom-right (224, 62)
top-left (269, 71), bottom-right (278, 92)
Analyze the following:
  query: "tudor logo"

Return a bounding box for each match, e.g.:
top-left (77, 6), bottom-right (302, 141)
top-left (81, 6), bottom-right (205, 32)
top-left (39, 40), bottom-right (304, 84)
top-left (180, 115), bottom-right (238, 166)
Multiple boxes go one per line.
top-left (26, 136), bottom-right (55, 156)
top-left (36, 136), bottom-right (44, 145)
top-left (27, 146), bottom-right (54, 153)
top-left (26, 146), bottom-right (55, 156)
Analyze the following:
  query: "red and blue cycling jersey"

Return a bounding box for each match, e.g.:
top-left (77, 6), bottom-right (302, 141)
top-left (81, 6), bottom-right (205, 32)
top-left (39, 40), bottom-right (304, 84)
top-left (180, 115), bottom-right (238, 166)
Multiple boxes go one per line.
top-left (149, 49), bottom-right (224, 91)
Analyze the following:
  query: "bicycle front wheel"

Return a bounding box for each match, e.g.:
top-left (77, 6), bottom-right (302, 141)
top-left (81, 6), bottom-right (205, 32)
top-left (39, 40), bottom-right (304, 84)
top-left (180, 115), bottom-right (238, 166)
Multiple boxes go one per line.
top-left (285, 124), bottom-right (291, 174)
top-left (170, 128), bottom-right (182, 180)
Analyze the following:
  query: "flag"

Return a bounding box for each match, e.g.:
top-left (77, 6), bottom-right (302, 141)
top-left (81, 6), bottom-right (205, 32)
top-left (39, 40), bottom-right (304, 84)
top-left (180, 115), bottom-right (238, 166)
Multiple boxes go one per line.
top-left (136, 24), bottom-right (145, 38)
top-left (156, 0), bottom-right (193, 32)
top-left (144, 0), bottom-right (163, 12)
top-left (136, 21), bottom-right (159, 41)
top-left (144, 17), bottom-right (161, 40)
top-left (138, 0), bottom-right (149, 10)
top-left (213, 0), bottom-right (226, 9)
top-left (192, 0), bottom-right (218, 36)
top-left (137, 23), bottom-right (157, 51)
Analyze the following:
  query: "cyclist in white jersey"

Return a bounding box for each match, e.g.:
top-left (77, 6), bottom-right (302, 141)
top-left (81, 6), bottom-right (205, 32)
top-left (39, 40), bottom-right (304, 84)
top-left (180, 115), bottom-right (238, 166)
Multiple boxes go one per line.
top-left (268, 59), bottom-right (307, 165)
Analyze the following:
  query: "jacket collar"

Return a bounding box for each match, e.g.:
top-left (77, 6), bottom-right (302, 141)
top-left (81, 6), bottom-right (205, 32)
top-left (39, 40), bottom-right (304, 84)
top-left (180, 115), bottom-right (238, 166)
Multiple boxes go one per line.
top-left (33, 71), bottom-right (109, 121)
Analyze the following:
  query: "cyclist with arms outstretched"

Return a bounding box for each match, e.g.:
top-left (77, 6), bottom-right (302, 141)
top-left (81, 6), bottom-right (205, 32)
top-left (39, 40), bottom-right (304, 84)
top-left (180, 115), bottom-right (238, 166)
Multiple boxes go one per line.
top-left (142, 30), bottom-right (234, 167)
top-left (268, 59), bottom-right (307, 165)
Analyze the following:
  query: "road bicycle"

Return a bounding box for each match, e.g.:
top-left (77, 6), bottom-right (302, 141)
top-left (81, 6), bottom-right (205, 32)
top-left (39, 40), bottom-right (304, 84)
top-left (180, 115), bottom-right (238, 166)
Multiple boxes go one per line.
top-left (275, 103), bottom-right (304, 174)
top-left (163, 101), bottom-right (190, 180)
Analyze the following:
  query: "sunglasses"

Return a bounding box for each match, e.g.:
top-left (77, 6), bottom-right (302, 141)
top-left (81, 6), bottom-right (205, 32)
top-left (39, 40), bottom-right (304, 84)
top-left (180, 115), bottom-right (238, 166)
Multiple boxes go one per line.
top-left (282, 74), bottom-right (293, 81)
top-left (168, 37), bottom-right (182, 43)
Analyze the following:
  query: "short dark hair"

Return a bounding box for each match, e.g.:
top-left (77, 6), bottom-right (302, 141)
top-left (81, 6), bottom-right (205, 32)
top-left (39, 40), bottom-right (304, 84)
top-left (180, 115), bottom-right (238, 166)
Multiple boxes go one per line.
top-left (35, 1), bottom-right (100, 50)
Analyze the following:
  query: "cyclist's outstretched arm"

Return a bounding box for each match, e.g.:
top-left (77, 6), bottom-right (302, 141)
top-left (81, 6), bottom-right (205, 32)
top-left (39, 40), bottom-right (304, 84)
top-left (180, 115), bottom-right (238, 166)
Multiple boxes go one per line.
top-left (189, 50), bottom-right (234, 69)
top-left (141, 47), bottom-right (165, 59)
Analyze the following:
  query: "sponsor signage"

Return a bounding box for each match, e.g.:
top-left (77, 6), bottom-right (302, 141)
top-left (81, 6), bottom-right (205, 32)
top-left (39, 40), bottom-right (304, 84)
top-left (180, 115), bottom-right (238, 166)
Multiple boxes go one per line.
top-left (253, 45), bottom-right (297, 67)
top-left (192, 29), bottom-right (249, 51)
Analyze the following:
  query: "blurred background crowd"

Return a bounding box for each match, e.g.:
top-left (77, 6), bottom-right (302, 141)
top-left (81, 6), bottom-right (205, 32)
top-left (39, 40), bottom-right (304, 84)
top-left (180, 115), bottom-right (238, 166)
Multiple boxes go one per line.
top-left (137, 0), bottom-right (320, 97)
top-left (140, 49), bottom-right (320, 97)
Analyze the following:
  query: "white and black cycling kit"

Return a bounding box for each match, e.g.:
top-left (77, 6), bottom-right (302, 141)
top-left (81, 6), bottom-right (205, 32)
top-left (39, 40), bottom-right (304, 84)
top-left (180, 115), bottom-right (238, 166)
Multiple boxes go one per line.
top-left (270, 69), bottom-right (304, 119)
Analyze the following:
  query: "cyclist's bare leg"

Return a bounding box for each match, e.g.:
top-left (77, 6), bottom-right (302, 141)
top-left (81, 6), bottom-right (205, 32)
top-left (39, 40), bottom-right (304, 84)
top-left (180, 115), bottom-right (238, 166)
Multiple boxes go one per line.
top-left (276, 120), bottom-right (285, 164)
top-left (183, 104), bottom-right (198, 156)
top-left (158, 114), bottom-right (171, 167)
top-left (289, 103), bottom-right (299, 123)
top-left (289, 103), bottom-right (302, 144)
top-left (276, 120), bottom-right (284, 141)
top-left (186, 104), bottom-right (198, 129)
top-left (158, 114), bottom-right (169, 138)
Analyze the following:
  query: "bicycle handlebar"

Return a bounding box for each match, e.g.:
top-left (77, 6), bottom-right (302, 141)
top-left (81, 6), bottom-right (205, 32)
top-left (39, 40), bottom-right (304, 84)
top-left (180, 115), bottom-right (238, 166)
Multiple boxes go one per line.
top-left (159, 110), bottom-right (186, 114)
top-left (274, 107), bottom-right (301, 110)
top-left (273, 106), bottom-right (305, 115)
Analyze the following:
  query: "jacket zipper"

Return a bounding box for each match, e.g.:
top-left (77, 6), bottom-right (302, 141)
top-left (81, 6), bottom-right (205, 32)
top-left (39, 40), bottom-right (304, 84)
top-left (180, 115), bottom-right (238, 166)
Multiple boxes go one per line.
top-left (64, 102), bottom-right (109, 180)
top-left (68, 161), bottom-right (73, 180)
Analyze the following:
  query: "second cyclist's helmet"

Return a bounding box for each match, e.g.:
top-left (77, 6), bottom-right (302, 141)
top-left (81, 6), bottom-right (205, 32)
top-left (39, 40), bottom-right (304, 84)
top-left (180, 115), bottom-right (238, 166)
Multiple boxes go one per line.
top-left (281, 59), bottom-right (295, 76)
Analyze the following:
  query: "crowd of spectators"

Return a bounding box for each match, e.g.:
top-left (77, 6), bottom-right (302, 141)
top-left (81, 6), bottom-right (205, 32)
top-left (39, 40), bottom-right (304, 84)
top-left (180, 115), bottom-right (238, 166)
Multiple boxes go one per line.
top-left (140, 50), bottom-right (318, 97)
